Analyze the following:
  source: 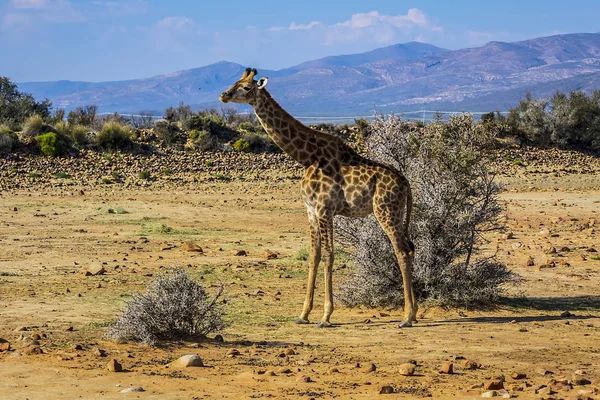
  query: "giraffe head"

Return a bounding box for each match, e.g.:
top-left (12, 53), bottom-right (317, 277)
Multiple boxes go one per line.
top-left (219, 68), bottom-right (268, 105)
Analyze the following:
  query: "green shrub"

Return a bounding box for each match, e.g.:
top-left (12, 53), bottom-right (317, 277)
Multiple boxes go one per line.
top-left (232, 138), bottom-right (250, 152)
top-left (22, 114), bottom-right (45, 138)
top-left (55, 172), bottom-right (70, 179)
top-left (237, 121), bottom-right (256, 133)
top-left (204, 159), bottom-right (214, 167)
top-left (154, 120), bottom-right (180, 146)
top-left (138, 171), bottom-right (151, 180)
top-left (194, 130), bottom-right (219, 151)
top-left (67, 105), bottom-right (97, 127)
top-left (36, 132), bottom-right (62, 156)
top-left (70, 124), bottom-right (89, 146)
top-left (0, 125), bottom-right (18, 152)
top-left (96, 121), bottom-right (133, 151)
top-left (187, 129), bottom-right (200, 140)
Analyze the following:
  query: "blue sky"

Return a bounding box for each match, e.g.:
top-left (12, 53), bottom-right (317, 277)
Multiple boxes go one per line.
top-left (1, 0), bottom-right (599, 82)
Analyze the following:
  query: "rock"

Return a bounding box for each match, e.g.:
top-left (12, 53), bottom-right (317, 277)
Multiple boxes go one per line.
top-left (264, 250), bottom-right (278, 259)
top-left (481, 391), bottom-right (497, 398)
top-left (328, 368), bottom-right (339, 374)
top-left (106, 359), bottom-right (123, 372)
top-left (536, 367), bottom-right (553, 376)
top-left (226, 349), bottom-right (240, 357)
top-left (61, 325), bottom-right (74, 331)
top-left (380, 385), bottom-right (395, 394)
top-left (232, 249), bottom-right (247, 256)
top-left (214, 334), bottom-right (224, 342)
top-left (536, 387), bottom-right (555, 396)
top-left (439, 362), bottom-right (453, 374)
top-left (502, 232), bottom-right (514, 240)
top-left (511, 372), bottom-right (526, 379)
top-left (93, 348), bottom-right (107, 357)
top-left (22, 345), bottom-right (43, 355)
top-left (72, 344), bottom-right (83, 350)
top-left (277, 367), bottom-right (293, 374)
top-left (363, 363), bottom-right (376, 373)
top-left (285, 348), bottom-right (296, 356)
top-left (398, 363), bottom-right (416, 376)
top-left (81, 264), bottom-right (105, 276)
top-left (526, 258), bottom-right (535, 266)
top-left (462, 359), bottom-right (481, 370)
top-left (559, 246), bottom-right (571, 252)
top-left (560, 310), bottom-right (572, 317)
top-left (171, 354), bottom-right (204, 368)
top-left (586, 247), bottom-right (597, 252)
top-left (183, 241), bottom-right (203, 252)
top-left (484, 380), bottom-right (504, 390)
top-left (0, 338), bottom-right (10, 352)
top-left (572, 377), bottom-right (591, 385)
top-left (120, 387), bottom-right (145, 393)
top-left (544, 246), bottom-right (557, 254)
top-left (14, 326), bottom-right (28, 332)
top-left (296, 374), bottom-right (311, 382)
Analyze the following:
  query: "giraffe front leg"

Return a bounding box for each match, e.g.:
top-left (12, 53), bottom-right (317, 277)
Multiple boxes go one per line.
top-left (296, 219), bottom-right (320, 325)
top-left (317, 217), bottom-right (334, 328)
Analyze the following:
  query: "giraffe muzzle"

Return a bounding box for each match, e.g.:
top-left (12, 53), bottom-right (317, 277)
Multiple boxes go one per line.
top-left (219, 92), bottom-right (230, 103)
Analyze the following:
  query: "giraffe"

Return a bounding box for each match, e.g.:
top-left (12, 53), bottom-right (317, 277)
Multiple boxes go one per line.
top-left (220, 68), bottom-right (417, 328)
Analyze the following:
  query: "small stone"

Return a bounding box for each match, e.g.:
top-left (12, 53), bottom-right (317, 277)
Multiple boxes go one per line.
top-left (264, 250), bottom-right (279, 259)
top-left (22, 345), bottom-right (43, 355)
top-left (120, 387), bottom-right (145, 393)
top-left (329, 368), bottom-right (339, 374)
top-left (572, 377), bottom-right (591, 385)
top-left (586, 247), bottom-right (597, 252)
top-left (93, 348), bottom-right (107, 357)
top-left (484, 380), bottom-right (504, 390)
top-left (226, 349), bottom-right (240, 357)
top-left (232, 249), bottom-right (247, 256)
top-left (363, 363), bottom-right (376, 373)
top-left (526, 259), bottom-right (535, 266)
top-left (502, 232), bottom-right (514, 240)
top-left (544, 246), bottom-right (557, 254)
top-left (511, 372), bottom-right (526, 379)
top-left (536, 387), bottom-right (555, 396)
top-left (296, 374), bottom-right (311, 382)
top-left (462, 359), bottom-right (481, 370)
top-left (73, 344), bottom-right (83, 350)
top-left (14, 326), bottom-right (28, 332)
top-left (559, 246), bottom-right (571, 252)
top-left (398, 363), bottom-right (416, 376)
top-left (183, 241), bottom-right (203, 252)
top-left (277, 367), bottom-right (293, 374)
top-left (106, 359), bottom-right (123, 372)
top-left (481, 391), bottom-right (497, 398)
top-left (439, 362), bottom-right (453, 374)
top-left (81, 264), bottom-right (105, 276)
top-left (560, 310), bottom-right (572, 317)
top-left (535, 367), bottom-right (553, 376)
top-left (577, 255), bottom-right (587, 261)
top-left (171, 354), bottom-right (204, 368)
top-left (0, 338), bottom-right (10, 352)
top-left (61, 325), bottom-right (74, 331)
top-left (285, 348), bottom-right (296, 356)
top-left (380, 385), bottom-right (395, 394)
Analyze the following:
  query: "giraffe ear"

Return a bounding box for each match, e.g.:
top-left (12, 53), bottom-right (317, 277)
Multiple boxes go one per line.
top-left (257, 77), bottom-right (269, 89)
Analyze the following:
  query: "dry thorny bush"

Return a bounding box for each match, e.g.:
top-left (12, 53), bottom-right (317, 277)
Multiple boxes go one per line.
top-left (106, 268), bottom-right (226, 345)
top-left (335, 113), bottom-right (520, 309)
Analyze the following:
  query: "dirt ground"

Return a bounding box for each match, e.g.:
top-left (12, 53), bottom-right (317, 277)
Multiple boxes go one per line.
top-left (0, 175), bottom-right (599, 399)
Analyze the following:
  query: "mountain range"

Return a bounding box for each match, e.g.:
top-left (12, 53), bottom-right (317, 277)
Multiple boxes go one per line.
top-left (17, 32), bottom-right (600, 117)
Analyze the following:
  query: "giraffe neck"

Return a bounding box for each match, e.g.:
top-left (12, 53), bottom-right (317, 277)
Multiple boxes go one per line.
top-left (252, 89), bottom-right (318, 168)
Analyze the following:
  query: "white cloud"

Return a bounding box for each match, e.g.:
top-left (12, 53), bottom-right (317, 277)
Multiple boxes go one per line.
top-left (4, 0), bottom-right (84, 28)
top-left (289, 21), bottom-right (320, 30)
top-left (10, 0), bottom-right (48, 9)
top-left (156, 16), bottom-right (193, 30)
top-left (92, 0), bottom-right (148, 16)
top-left (269, 9), bottom-right (444, 47)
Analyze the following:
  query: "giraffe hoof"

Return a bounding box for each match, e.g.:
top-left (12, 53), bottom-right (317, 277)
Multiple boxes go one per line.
top-left (316, 321), bottom-right (332, 328)
top-left (398, 321), bottom-right (413, 328)
top-left (294, 318), bottom-right (310, 325)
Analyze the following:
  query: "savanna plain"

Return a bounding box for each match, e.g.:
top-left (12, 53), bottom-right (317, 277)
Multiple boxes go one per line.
top-left (0, 151), bottom-right (599, 399)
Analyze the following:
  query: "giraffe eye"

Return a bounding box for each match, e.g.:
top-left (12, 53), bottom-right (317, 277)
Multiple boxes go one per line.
top-left (243, 86), bottom-right (251, 91)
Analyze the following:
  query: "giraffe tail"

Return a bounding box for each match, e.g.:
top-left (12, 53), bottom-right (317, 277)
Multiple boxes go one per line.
top-left (405, 187), bottom-right (415, 252)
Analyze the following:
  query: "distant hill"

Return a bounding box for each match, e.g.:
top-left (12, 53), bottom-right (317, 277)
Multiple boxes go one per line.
top-left (17, 32), bottom-right (600, 117)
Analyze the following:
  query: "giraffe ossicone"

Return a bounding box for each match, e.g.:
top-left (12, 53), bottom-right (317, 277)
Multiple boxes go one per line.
top-left (220, 68), bottom-right (417, 327)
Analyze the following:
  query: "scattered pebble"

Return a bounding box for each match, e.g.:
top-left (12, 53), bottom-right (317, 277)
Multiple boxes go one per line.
top-left (119, 387), bottom-right (145, 393)
top-left (171, 354), bottom-right (204, 368)
top-left (398, 363), bottom-right (416, 376)
top-left (106, 359), bottom-right (123, 372)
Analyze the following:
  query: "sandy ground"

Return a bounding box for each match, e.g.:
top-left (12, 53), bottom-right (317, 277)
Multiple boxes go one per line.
top-left (0, 177), bottom-right (599, 399)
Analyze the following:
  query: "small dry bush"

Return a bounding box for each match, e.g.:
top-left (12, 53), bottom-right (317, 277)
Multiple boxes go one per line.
top-left (335, 113), bottom-right (519, 309)
top-left (21, 114), bottom-right (48, 138)
top-left (96, 121), bottom-right (133, 151)
top-left (106, 268), bottom-right (226, 345)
